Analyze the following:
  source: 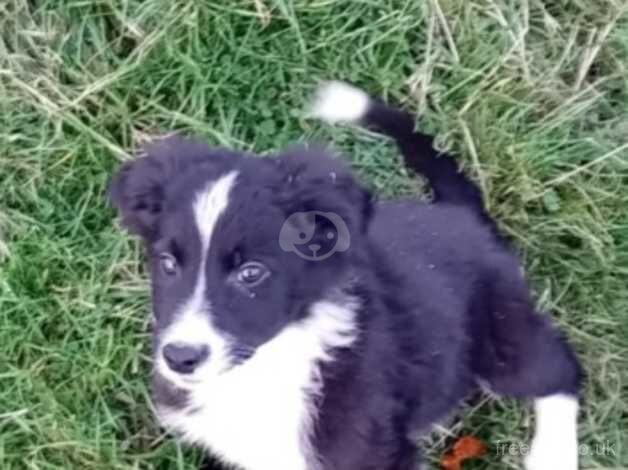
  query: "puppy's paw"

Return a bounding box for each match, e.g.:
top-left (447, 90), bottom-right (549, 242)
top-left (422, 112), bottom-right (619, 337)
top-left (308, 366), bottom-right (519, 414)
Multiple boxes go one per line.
top-left (524, 437), bottom-right (578, 470)
top-left (525, 394), bottom-right (579, 470)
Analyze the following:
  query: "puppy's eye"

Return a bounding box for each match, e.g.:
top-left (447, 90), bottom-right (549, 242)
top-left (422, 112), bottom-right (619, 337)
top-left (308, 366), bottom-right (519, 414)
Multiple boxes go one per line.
top-left (159, 253), bottom-right (178, 276)
top-left (236, 262), bottom-right (269, 287)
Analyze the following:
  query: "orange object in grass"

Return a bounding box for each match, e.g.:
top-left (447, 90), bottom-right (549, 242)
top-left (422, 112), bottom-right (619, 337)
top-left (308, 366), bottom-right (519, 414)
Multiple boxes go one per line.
top-left (440, 435), bottom-right (487, 470)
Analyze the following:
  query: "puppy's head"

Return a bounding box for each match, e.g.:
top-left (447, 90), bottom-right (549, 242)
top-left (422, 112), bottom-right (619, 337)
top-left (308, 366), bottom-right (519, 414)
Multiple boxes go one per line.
top-left (109, 137), bottom-right (371, 401)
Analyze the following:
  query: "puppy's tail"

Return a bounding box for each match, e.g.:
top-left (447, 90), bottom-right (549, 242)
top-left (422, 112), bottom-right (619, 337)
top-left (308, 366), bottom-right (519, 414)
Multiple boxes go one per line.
top-left (309, 81), bottom-right (494, 229)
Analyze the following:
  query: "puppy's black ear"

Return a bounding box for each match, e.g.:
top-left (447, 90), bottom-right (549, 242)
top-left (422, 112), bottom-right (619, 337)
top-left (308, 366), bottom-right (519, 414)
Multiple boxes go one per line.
top-left (108, 135), bottom-right (236, 239)
top-left (273, 146), bottom-right (373, 238)
top-left (108, 155), bottom-right (168, 239)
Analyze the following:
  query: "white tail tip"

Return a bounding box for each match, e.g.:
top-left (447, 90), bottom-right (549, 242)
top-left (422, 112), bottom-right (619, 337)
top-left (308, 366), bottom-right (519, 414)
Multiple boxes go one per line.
top-left (308, 81), bottom-right (370, 124)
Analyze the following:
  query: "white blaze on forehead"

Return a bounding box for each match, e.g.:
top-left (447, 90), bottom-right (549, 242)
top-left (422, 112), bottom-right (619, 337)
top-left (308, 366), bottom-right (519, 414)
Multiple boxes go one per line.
top-left (194, 171), bottom-right (239, 250)
top-left (157, 171), bottom-right (238, 389)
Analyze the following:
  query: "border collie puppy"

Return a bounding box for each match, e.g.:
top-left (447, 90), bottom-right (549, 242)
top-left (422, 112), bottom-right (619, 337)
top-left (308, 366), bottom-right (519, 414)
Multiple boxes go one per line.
top-left (108, 82), bottom-right (581, 470)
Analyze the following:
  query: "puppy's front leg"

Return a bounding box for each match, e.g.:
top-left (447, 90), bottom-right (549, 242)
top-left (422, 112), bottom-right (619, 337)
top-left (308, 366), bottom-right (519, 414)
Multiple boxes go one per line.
top-left (525, 394), bottom-right (579, 470)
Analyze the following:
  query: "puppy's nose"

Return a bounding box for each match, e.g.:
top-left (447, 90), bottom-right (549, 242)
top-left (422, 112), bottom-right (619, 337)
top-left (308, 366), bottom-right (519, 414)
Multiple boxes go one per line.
top-left (162, 343), bottom-right (209, 374)
top-left (309, 243), bottom-right (321, 254)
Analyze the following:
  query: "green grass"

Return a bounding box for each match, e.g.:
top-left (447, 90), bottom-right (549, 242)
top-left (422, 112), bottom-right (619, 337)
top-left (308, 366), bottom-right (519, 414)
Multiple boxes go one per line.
top-left (1, 0), bottom-right (627, 468)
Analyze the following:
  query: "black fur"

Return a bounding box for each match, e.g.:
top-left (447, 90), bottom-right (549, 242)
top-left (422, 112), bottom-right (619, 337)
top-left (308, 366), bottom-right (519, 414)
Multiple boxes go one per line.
top-left (109, 95), bottom-right (581, 470)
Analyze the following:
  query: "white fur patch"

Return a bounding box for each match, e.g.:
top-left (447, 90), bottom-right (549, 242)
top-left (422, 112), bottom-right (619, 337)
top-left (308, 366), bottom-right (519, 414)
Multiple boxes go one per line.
top-left (525, 394), bottom-right (579, 470)
top-left (194, 171), bottom-right (239, 244)
top-left (157, 296), bottom-right (359, 470)
top-left (157, 171), bottom-right (238, 389)
top-left (308, 81), bottom-right (370, 124)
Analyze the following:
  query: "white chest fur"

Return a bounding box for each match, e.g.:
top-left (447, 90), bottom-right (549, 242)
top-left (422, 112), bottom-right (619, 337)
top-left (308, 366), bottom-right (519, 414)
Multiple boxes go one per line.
top-left (157, 299), bottom-right (358, 470)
